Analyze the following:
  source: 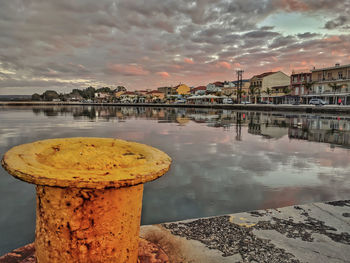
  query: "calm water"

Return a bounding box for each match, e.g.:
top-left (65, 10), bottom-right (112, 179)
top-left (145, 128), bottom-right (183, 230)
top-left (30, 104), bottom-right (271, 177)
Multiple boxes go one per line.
top-left (1, 105), bottom-right (350, 254)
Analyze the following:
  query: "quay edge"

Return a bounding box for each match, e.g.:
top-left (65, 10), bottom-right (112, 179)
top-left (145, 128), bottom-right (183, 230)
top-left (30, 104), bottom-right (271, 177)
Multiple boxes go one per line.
top-left (1, 200), bottom-right (349, 263)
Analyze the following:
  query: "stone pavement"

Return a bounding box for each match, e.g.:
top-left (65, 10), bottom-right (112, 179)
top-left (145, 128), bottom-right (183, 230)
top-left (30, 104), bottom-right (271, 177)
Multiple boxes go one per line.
top-left (1, 200), bottom-right (349, 262)
top-left (140, 200), bottom-right (350, 263)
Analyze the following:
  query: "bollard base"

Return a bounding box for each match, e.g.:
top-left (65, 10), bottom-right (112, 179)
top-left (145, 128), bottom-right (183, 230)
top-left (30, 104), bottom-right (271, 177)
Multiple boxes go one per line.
top-left (35, 185), bottom-right (143, 263)
top-left (0, 239), bottom-right (169, 263)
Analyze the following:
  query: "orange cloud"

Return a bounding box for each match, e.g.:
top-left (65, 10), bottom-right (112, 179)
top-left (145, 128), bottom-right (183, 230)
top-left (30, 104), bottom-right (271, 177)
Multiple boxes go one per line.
top-left (216, 61), bottom-right (232, 69)
top-left (107, 64), bottom-right (149, 76)
top-left (184, 58), bottom-right (194, 64)
top-left (323, 36), bottom-right (341, 42)
top-left (156, 71), bottom-right (170, 78)
top-left (331, 50), bottom-right (345, 56)
top-left (278, 0), bottom-right (309, 11)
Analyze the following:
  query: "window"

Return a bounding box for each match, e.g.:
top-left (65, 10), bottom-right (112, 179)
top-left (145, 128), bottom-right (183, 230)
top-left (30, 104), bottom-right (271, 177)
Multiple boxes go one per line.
top-left (328, 72), bottom-right (332, 80)
top-left (339, 71), bottom-right (343, 79)
top-left (318, 73), bottom-right (322, 81)
top-left (295, 87), bottom-right (299, 95)
top-left (301, 87), bottom-right (304, 94)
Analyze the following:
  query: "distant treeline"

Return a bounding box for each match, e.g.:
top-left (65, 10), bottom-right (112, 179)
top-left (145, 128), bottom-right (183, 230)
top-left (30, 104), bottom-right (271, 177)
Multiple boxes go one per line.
top-left (0, 95), bottom-right (32, 101)
top-left (32, 86), bottom-right (126, 101)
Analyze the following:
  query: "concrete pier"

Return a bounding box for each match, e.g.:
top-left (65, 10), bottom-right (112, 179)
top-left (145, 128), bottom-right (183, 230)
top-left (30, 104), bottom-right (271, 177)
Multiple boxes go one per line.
top-left (1, 200), bottom-right (349, 262)
top-left (141, 200), bottom-right (350, 263)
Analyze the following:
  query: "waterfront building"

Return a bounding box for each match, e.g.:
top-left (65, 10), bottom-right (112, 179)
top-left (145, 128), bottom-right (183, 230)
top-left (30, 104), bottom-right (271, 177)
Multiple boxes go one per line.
top-left (157, 86), bottom-right (177, 96)
top-left (222, 86), bottom-right (235, 96)
top-left (250, 71), bottom-right (290, 103)
top-left (290, 72), bottom-right (312, 104)
top-left (67, 93), bottom-right (83, 102)
top-left (206, 81), bottom-right (224, 94)
top-left (191, 86), bottom-right (207, 95)
top-left (310, 63), bottom-right (350, 104)
top-left (231, 80), bottom-right (250, 102)
top-left (120, 91), bottom-right (137, 103)
top-left (95, 92), bottom-right (112, 102)
top-left (135, 89), bottom-right (151, 96)
top-left (146, 90), bottom-right (165, 102)
top-left (175, 84), bottom-right (191, 95)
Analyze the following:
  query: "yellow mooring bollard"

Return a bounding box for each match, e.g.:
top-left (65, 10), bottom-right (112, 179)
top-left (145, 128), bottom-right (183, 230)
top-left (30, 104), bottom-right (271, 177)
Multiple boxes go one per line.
top-left (1, 137), bottom-right (171, 263)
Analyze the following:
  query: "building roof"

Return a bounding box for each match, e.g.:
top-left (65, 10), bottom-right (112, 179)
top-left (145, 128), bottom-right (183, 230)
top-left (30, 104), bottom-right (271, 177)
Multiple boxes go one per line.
top-left (311, 63), bottom-right (350, 72)
top-left (213, 81), bottom-right (224, 86)
top-left (192, 86), bottom-right (207, 91)
top-left (122, 91), bottom-right (136, 95)
top-left (253, 72), bottom-right (276, 79)
top-left (147, 90), bottom-right (162, 94)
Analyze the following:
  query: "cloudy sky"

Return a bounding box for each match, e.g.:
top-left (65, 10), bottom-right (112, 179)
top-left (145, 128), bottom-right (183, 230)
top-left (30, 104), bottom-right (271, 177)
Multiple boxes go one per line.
top-left (0, 0), bottom-right (350, 95)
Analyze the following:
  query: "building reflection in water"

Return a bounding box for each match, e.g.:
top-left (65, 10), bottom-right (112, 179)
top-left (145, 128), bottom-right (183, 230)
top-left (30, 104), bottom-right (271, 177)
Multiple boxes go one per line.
top-left (28, 105), bottom-right (350, 148)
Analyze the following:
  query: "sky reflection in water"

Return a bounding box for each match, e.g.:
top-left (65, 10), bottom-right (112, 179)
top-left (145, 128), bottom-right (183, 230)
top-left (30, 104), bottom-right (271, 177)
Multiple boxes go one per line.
top-left (0, 105), bottom-right (350, 254)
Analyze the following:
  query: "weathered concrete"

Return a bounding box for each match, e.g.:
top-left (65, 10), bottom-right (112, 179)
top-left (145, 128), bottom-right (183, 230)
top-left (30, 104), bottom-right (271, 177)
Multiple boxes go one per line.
top-left (1, 101), bottom-right (350, 114)
top-left (140, 200), bottom-right (350, 263)
top-left (1, 200), bottom-right (349, 262)
top-left (0, 239), bottom-right (169, 263)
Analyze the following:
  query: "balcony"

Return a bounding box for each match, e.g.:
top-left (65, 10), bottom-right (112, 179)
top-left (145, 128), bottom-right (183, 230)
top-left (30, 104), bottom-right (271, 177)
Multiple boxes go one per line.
top-left (316, 77), bottom-right (350, 83)
top-left (307, 90), bottom-right (350, 95)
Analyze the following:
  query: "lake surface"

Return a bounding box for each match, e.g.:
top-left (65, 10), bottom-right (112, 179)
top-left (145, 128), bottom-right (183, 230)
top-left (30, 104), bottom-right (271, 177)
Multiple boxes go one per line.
top-left (1, 105), bottom-right (350, 254)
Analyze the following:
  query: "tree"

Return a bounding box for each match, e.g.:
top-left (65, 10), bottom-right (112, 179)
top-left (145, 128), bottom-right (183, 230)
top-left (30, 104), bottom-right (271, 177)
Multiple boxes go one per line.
top-left (282, 87), bottom-right (291, 104)
top-left (31, 93), bottom-right (41, 101)
top-left (115, 86), bottom-right (126, 92)
top-left (236, 89), bottom-right (245, 103)
top-left (84, 86), bottom-right (95, 99)
top-left (96, 87), bottom-right (112, 93)
top-left (329, 82), bottom-right (342, 93)
top-left (283, 86), bottom-right (291, 95)
top-left (329, 82), bottom-right (342, 105)
top-left (303, 81), bottom-right (314, 94)
top-left (265, 88), bottom-right (271, 102)
top-left (248, 85), bottom-right (257, 103)
top-left (42, 90), bottom-right (59, 101)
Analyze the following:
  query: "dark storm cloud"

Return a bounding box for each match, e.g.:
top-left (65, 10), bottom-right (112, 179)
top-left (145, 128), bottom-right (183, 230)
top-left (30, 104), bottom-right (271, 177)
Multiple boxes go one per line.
top-left (0, 0), bottom-right (349, 94)
top-left (268, 36), bottom-right (297, 49)
top-left (324, 16), bottom-right (350, 30)
top-left (297, 32), bottom-right (320, 39)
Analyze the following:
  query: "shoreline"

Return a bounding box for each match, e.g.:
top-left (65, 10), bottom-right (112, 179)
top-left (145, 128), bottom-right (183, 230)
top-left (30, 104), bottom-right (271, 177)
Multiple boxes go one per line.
top-left (1, 101), bottom-right (350, 114)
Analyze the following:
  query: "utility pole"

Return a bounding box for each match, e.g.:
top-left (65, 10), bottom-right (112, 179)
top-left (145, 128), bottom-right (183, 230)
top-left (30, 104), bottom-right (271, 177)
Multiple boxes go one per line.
top-left (236, 69), bottom-right (244, 104)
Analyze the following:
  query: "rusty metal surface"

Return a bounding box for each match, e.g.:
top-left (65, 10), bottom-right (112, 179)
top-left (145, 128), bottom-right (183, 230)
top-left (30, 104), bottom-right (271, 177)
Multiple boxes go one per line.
top-left (1, 137), bottom-right (171, 189)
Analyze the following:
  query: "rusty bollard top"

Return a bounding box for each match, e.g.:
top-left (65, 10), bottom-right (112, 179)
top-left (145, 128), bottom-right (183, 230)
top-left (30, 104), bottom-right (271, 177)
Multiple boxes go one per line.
top-left (2, 137), bottom-right (172, 189)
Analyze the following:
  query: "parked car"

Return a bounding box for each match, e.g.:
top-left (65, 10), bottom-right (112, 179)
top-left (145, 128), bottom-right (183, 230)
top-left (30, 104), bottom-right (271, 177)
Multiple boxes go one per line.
top-left (309, 99), bottom-right (326, 105)
top-left (223, 98), bottom-right (233, 104)
top-left (259, 101), bottom-right (272, 104)
top-left (241, 101), bottom-right (251, 104)
top-left (175, 99), bottom-right (186, 104)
